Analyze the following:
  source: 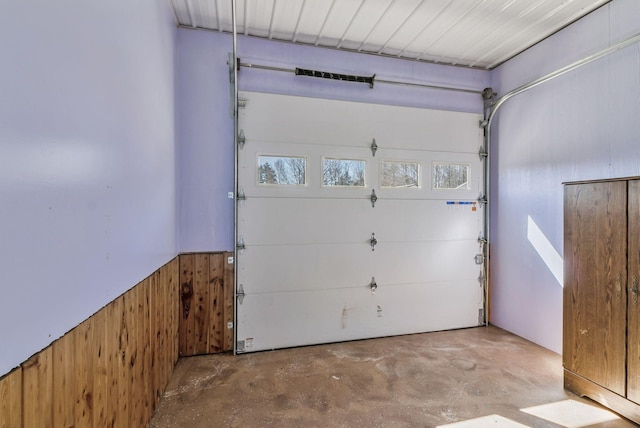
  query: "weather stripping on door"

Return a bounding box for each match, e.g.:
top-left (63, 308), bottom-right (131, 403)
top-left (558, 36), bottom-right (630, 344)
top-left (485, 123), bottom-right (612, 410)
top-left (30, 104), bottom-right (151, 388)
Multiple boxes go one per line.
top-left (370, 233), bottom-right (377, 251)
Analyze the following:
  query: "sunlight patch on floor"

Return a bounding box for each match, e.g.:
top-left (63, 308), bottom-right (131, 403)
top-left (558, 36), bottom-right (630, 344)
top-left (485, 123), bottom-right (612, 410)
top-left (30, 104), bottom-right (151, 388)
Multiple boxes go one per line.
top-left (520, 399), bottom-right (620, 427)
top-left (437, 414), bottom-right (530, 428)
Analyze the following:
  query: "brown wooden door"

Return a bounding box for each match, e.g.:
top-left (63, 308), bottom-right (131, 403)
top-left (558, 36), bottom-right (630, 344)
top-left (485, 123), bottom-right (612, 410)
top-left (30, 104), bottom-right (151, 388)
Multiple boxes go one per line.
top-left (563, 181), bottom-right (627, 396)
top-left (178, 253), bottom-right (234, 356)
top-left (628, 180), bottom-right (640, 403)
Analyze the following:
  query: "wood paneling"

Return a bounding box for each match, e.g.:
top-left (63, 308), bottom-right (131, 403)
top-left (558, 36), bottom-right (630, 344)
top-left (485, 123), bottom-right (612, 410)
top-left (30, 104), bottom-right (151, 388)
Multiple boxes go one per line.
top-left (209, 254), bottom-right (224, 353)
top-left (23, 347), bottom-right (53, 427)
top-left (179, 252), bottom-right (235, 356)
top-left (93, 309), bottom-right (108, 427)
top-left (563, 181), bottom-right (627, 396)
top-left (167, 257), bottom-right (180, 377)
top-left (52, 331), bottom-right (74, 427)
top-left (105, 296), bottom-right (122, 427)
top-left (179, 254), bottom-right (195, 356)
top-left (75, 316), bottom-right (95, 426)
top-left (223, 252), bottom-right (234, 352)
top-left (0, 256), bottom-right (182, 428)
top-left (629, 179), bottom-right (640, 403)
top-left (0, 368), bottom-right (22, 428)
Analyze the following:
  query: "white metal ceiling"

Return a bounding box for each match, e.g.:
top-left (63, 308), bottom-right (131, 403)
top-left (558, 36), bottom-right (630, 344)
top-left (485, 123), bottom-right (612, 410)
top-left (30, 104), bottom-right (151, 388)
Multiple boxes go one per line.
top-left (169, 0), bottom-right (611, 69)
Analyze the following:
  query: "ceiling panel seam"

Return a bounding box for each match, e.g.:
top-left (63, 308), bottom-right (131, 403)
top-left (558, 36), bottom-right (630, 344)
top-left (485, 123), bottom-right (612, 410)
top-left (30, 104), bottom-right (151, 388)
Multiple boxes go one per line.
top-left (337, 0), bottom-right (366, 49)
top-left (357, 0), bottom-right (398, 52)
top-left (377, 0), bottom-right (428, 54)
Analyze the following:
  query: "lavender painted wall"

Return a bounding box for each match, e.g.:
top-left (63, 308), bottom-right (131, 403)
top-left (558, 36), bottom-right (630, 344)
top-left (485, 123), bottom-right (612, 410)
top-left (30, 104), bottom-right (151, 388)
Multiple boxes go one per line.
top-left (490, 0), bottom-right (640, 352)
top-left (177, 29), bottom-right (490, 252)
top-left (0, 2), bottom-right (177, 375)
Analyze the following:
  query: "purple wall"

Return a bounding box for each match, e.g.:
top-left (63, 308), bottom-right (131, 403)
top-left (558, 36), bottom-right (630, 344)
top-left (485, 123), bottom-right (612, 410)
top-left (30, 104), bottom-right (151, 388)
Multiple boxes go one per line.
top-left (0, 2), bottom-right (177, 375)
top-left (490, 0), bottom-right (640, 352)
top-left (176, 29), bottom-right (490, 252)
top-left (3, 0), bottom-right (625, 374)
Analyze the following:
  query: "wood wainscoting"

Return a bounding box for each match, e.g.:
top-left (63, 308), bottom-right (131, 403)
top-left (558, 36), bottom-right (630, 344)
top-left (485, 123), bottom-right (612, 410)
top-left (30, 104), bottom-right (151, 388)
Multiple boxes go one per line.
top-left (178, 253), bottom-right (234, 356)
top-left (0, 252), bottom-right (234, 428)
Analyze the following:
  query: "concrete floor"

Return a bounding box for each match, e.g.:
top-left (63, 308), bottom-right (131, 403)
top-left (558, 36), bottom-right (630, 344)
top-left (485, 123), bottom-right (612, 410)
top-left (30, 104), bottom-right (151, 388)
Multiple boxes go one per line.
top-left (150, 326), bottom-right (636, 427)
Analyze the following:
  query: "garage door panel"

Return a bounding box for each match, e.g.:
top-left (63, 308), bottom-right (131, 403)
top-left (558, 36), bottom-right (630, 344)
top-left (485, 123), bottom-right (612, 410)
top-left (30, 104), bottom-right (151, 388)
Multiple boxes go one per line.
top-left (237, 91), bottom-right (485, 353)
top-left (375, 281), bottom-right (482, 331)
top-left (236, 281), bottom-right (482, 353)
top-left (240, 198), bottom-right (375, 245)
top-left (240, 140), bottom-right (375, 199)
top-left (241, 200), bottom-right (483, 249)
top-left (371, 241), bottom-right (481, 285)
top-left (370, 200), bottom-right (481, 241)
top-left (239, 91), bottom-right (482, 153)
top-left (374, 149), bottom-right (481, 200)
top-left (237, 244), bottom-right (373, 293)
top-left (237, 241), bottom-right (480, 294)
top-left (240, 143), bottom-right (482, 201)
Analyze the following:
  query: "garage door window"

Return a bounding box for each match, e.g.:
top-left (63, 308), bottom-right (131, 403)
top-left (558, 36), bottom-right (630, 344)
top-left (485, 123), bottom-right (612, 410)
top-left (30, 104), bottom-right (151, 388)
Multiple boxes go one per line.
top-left (432, 162), bottom-right (469, 190)
top-left (322, 158), bottom-right (366, 187)
top-left (381, 160), bottom-right (420, 188)
top-left (258, 155), bottom-right (307, 185)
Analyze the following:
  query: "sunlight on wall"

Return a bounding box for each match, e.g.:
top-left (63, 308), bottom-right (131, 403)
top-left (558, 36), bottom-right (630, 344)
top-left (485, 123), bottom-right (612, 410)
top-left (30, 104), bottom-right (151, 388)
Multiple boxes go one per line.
top-left (527, 215), bottom-right (563, 287)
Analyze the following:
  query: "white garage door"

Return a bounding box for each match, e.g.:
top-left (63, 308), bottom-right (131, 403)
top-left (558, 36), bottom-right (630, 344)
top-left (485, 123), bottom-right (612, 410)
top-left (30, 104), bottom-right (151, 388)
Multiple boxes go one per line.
top-left (236, 91), bottom-right (484, 353)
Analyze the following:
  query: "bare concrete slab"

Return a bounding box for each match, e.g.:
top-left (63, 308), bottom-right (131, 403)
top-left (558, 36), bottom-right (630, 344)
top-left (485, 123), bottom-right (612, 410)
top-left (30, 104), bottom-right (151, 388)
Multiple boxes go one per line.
top-left (151, 326), bottom-right (635, 427)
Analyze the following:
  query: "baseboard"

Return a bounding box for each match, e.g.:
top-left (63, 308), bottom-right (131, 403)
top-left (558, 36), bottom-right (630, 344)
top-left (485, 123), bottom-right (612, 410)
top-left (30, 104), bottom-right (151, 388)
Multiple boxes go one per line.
top-left (564, 368), bottom-right (640, 424)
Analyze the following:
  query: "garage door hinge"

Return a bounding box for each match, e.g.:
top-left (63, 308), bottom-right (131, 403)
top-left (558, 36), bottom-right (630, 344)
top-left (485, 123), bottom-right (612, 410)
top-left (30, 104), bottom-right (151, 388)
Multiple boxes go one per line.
top-left (370, 189), bottom-right (378, 208)
top-left (237, 284), bottom-right (245, 305)
top-left (237, 188), bottom-right (246, 201)
top-left (477, 194), bottom-right (487, 206)
top-left (478, 146), bottom-right (487, 160)
top-left (370, 277), bottom-right (377, 294)
top-left (236, 236), bottom-right (246, 250)
top-left (371, 139), bottom-right (378, 156)
top-left (477, 234), bottom-right (487, 245)
top-left (478, 119), bottom-right (489, 129)
top-left (237, 129), bottom-right (246, 148)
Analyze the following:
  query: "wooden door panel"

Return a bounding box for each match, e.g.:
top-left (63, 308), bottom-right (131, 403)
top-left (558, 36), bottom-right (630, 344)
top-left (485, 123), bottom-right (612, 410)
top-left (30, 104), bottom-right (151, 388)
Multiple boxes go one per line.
top-left (563, 181), bottom-right (627, 396)
top-left (628, 180), bottom-right (640, 403)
